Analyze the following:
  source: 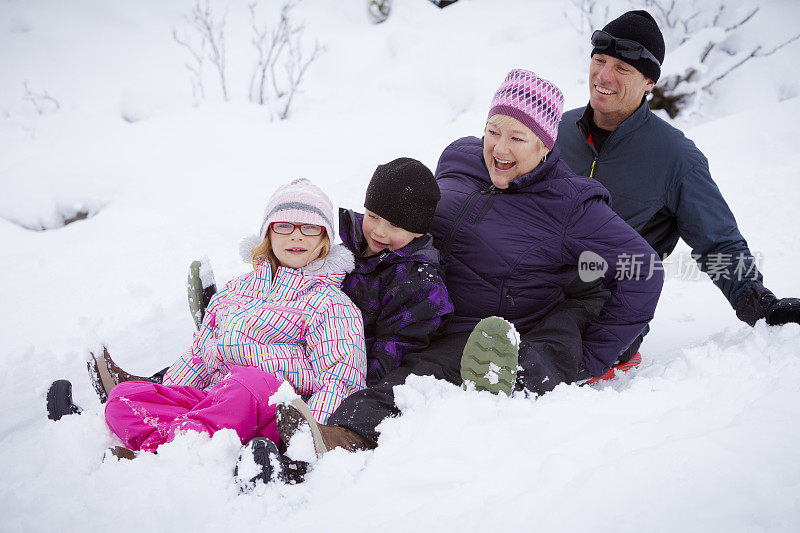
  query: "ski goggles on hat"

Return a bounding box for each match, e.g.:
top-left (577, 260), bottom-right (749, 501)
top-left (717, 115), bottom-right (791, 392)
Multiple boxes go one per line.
top-left (591, 30), bottom-right (662, 67)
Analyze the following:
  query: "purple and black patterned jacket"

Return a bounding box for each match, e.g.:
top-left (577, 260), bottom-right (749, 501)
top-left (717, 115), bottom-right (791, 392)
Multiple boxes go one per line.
top-left (339, 208), bottom-right (454, 386)
top-left (433, 137), bottom-right (664, 377)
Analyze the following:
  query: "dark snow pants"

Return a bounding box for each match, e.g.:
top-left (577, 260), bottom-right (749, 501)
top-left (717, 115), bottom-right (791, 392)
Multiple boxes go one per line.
top-left (327, 289), bottom-right (606, 447)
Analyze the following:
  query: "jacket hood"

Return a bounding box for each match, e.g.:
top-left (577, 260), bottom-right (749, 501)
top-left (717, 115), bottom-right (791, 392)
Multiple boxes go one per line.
top-left (239, 235), bottom-right (354, 277)
top-left (338, 208), bottom-right (442, 266)
top-left (244, 243), bottom-right (355, 285)
top-left (239, 234), bottom-right (264, 263)
top-left (303, 243), bottom-right (355, 276)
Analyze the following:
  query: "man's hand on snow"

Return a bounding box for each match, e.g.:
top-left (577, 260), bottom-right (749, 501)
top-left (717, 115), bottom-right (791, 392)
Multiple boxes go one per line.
top-left (735, 283), bottom-right (800, 326)
top-left (766, 298), bottom-right (800, 326)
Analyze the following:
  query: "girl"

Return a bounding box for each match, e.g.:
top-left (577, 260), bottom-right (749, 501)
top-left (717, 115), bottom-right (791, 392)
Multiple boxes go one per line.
top-left (103, 179), bottom-right (366, 464)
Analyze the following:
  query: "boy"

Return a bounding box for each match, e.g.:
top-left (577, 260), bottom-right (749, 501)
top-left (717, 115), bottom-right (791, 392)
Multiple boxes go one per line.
top-left (340, 157), bottom-right (453, 386)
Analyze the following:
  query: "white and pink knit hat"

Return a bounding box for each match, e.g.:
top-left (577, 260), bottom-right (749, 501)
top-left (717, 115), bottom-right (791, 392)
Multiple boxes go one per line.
top-left (240, 178), bottom-right (334, 261)
top-left (487, 69), bottom-right (565, 150)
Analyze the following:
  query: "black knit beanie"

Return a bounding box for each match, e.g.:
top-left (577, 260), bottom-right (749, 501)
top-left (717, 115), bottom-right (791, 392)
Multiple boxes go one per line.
top-left (592, 10), bottom-right (665, 82)
top-left (364, 157), bottom-right (440, 234)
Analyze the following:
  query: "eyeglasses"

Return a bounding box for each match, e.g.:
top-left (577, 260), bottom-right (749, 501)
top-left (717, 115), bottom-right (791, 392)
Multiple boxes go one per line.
top-left (591, 30), bottom-right (661, 68)
top-left (269, 222), bottom-right (325, 237)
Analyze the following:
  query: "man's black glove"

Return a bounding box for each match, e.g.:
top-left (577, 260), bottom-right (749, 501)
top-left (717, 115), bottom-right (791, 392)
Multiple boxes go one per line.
top-left (735, 283), bottom-right (800, 326)
top-left (765, 298), bottom-right (800, 326)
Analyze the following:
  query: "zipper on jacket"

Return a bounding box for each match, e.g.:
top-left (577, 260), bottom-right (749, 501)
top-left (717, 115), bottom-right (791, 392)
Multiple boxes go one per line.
top-left (474, 185), bottom-right (503, 224)
top-left (440, 189), bottom-right (483, 259)
top-left (262, 304), bottom-right (306, 317)
top-left (505, 288), bottom-right (515, 308)
top-left (589, 159), bottom-right (597, 178)
top-left (497, 278), bottom-right (507, 316)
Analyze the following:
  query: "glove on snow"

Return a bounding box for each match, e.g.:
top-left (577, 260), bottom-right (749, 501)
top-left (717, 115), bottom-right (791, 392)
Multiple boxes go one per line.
top-left (735, 283), bottom-right (800, 326)
top-left (765, 297), bottom-right (800, 326)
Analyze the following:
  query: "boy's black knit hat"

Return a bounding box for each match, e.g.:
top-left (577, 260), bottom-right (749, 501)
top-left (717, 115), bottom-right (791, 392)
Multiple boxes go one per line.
top-left (592, 10), bottom-right (665, 82)
top-left (364, 157), bottom-right (440, 234)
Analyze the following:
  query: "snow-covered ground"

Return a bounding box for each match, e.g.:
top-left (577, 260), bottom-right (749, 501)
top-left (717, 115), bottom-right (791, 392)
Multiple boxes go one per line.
top-left (2, 1), bottom-right (799, 531)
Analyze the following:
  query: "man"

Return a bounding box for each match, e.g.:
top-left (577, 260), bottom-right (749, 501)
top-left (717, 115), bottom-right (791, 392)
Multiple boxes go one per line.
top-left (557, 10), bottom-right (800, 328)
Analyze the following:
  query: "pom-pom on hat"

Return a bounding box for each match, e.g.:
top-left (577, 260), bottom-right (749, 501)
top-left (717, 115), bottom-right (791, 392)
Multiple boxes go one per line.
top-left (592, 10), bottom-right (665, 82)
top-left (487, 69), bottom-right (565, 150)
top-left (240, 178), bottom-right (334, 261)
top-left (364, 157), bottom-right (440, 234)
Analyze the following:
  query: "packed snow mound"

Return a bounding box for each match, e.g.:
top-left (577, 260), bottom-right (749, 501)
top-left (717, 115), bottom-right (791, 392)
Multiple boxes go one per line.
top-left (4, 323), bottom-right (797, 532)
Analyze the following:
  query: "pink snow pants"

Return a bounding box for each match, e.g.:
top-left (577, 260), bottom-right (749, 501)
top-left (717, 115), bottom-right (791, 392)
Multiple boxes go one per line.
top-left (105, 365), bottom-right (282, 452)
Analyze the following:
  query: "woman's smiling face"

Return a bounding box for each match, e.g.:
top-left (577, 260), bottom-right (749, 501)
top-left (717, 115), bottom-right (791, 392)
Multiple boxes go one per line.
top-left (482, 114), bottom-right (549, 189)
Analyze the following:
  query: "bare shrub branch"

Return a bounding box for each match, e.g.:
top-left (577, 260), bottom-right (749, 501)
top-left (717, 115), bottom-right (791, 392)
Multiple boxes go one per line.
top-left (280, 39), bottom-right (325, 119)
top-left (248, 0), bottom-right (324, 120)
top-left (761, 32), bottom-right (800, 56)
top-left (173, 0), bottom-right (323, 119)
top-left (703, 32), bottom-right (800, 91)
top-left (248, 2), bottom-right (284, 104)
top-left (22, 81), bottom-right (60, 115)
top-left (249, 0), bottom-right (296, 104)
top-left (173, 0), bottom-right (228, 102)
top-left (563, 0), bottom-right (609, 34)
top-left (650, 0), bottom-right (678, 30)
top-left (640, 1), bottom-right (800, 117)
top-left (172, 28), bottom-right (206, 102)
top-left (724, 7), bottom-right (758, 33)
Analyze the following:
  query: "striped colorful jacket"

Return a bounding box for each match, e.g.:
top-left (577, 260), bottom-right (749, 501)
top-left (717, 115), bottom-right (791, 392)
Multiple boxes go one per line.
top-left (163, 245), bottom-right (366, 423)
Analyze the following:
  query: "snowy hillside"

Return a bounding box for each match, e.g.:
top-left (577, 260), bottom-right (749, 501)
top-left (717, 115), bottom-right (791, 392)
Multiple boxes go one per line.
top-left (1, 0), bottom-right (799, 531)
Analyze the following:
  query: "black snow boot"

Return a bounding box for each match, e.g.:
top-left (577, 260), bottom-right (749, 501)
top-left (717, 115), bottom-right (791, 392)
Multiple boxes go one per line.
top-left (46, 379), bottom-right (82, 421)
top-left (234, 438), bottom-right (308, 491)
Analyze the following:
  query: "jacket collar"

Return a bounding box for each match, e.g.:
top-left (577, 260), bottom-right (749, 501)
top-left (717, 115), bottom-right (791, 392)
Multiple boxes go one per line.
top-left (338, 208), bottom-right (442, 266)
top-left (302, 243), bottom-right (355, 276)
top-left (252, 244), bottom-right (354, 293)
top-left (339, 208), bottom-right (368, 256)
top-left (576, 98), bottom-right (651, 141)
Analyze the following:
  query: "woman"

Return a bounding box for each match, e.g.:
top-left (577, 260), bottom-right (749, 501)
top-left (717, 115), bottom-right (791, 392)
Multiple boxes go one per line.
top-left (430, 68), bottom-right (663, 390)
top-left (312, 69), bottom-right (664, 451)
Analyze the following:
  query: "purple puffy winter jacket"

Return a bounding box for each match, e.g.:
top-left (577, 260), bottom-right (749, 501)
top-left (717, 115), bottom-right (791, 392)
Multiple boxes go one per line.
top-left (432, 136), bottom-right (663, 377)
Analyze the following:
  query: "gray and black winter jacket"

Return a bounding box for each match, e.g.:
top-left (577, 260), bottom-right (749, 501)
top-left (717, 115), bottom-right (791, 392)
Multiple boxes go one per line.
top-left (557, 101), bottom-right (765, 317)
